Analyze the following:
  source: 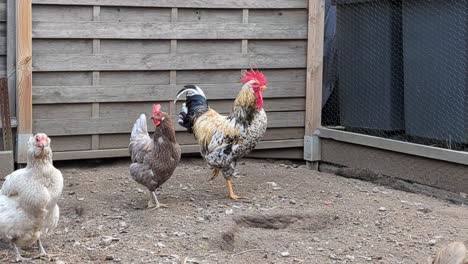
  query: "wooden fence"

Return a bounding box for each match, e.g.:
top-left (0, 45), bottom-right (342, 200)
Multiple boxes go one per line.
top-left (5, 0), bottom-right (324, 162)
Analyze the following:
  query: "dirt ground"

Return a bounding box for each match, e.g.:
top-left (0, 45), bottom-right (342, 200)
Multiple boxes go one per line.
top-left (1, 157), bottom-right (467, 264)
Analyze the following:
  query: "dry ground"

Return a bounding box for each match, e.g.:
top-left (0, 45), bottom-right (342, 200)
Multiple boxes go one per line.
top-left (0, 158), bottom-right (467, 264)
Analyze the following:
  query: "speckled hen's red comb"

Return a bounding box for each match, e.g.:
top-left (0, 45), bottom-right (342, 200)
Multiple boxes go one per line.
top-left (241, 68), bottom-right (267, 86)
top-left (152, 104), bottom-right (161, 114)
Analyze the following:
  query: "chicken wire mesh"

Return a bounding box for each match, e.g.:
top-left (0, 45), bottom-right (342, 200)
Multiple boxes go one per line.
top-left (323, 0), bottom-right (468, 152)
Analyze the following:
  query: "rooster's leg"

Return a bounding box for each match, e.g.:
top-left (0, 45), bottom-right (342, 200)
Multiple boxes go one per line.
top-left (148, 191), bottom-right (168, 209)
top-left (226, 179), bottom-right (241, 200)
top-left (209, 168), bottom-right (220, 181)
top-left (13, 243), bottom-right (30, 263)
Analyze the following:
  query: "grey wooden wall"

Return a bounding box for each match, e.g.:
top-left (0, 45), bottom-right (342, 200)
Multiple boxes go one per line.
top-left (30, 0), bottom-right (308, 160)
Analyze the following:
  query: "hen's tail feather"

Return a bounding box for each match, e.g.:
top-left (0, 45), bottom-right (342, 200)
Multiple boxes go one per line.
top-left (131, 114), bottom-right (148, 141)
top-left (431, 242), bottom-right (467, 264)
top-left (174, 85), bottom-right (209, 132)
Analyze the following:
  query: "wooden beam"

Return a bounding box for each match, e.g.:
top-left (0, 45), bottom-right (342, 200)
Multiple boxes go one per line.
top-left (32, 82), bottom-right (306, 103)
top-left (33, 111), bottom-right (305, 136)
top-left (32, 53), bottom-right (306, 72)
top-left (16, 0), bottom-right (33, 163)
top-left (51, 139), bottom-right (304, 161)
top-left (304, 0), bottom-right (325, 167)
top-left (32, 22), bottom-right (307, 40)
top-left (31, 0), bottom-right (308, 9)
top-left (318, 128), bottom-right (468, 166)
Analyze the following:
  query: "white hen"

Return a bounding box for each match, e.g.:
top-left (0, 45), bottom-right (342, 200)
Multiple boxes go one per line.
top-left (0, 133), bottom-right (63, 262)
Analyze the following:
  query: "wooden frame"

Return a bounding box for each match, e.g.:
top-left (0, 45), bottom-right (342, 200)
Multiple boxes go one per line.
top-left (16, 0), bottom-right (33, 163)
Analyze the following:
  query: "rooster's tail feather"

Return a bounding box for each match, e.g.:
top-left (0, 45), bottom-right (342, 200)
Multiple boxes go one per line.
top-left (173, 85), bottom-right (209, 132)
top-left (130, 113), bottom-right (148, 141)
top-left (431, 242), bottom-right (468, 264)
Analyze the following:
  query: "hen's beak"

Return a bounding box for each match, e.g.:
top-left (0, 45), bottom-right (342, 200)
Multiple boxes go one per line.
top-left (150, 116), bottom-right (155, 120)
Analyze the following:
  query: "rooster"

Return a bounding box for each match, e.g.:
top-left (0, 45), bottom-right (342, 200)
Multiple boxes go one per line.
top-left (129, 104), bottom-right (181, 209)
top-left (174, 68), bottom-right (267, 199)
top-left (0, 133), bottom-right (63, 262)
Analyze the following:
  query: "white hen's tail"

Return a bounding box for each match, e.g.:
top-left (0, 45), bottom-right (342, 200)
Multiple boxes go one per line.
top-left (130, 114), bottom-right (148, 142)
top-left (431, 242), bottom-right (468, 264)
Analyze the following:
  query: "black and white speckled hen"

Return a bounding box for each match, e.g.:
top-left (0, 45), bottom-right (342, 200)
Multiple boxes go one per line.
top-left (174, 69), bottom-right (268, 199)
top-left (129, 104), bottom-right (181, 209)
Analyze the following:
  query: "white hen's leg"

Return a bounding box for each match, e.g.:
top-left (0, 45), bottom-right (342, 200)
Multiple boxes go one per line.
top-left (37, 239), bottom-right (47, 257)
top-left (148, 191), bottom-right (168, 209)
top-left (13, 243), bottom-right (30, 262)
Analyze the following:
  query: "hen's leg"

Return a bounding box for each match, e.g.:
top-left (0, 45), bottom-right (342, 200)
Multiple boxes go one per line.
top-left (226, 179), bottom-right (241, 200)
top-left (13, 244), bottom-right (30, 263)
top-left (209, 168), bottom-right (220, 181)
top-left (37, 239), bottom-right (47, 257)
top-left (148, 191), bottom-right (168, 209)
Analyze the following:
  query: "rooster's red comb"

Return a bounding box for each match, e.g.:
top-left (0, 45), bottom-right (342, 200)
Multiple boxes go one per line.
top-left (152, 104), bottom-right (161, 114)
top-left (241, 68), bottom-right (267, 86)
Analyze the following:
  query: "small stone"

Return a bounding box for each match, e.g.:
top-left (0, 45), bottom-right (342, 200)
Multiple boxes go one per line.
top-left (417, 207), bottom-right (432, 214)
top-left (225, 209), bottom-right (233, 215)
top-left (73, 241), bottom-right (81, 247)
top-left (137, 189), bottom-right (144, 193)
top-left (345, 255), bottom-right (355, 261)
top-left (155, 242), bottom-right (165, 248)
top-left (289, 199), bottom-right (297, 205)
top-left (273, 187), bottom-right (282, 191)
top-left (292, 164), bottom-right (299, 168)
top-left (77, 197), bottom-right (85, 201)
top-left (378, 207), bottom-right (386, 211)
top-left (68, 191), bottom-right (75, 195)
top-left (428, 239), bottom-right (437, 246)
top-left (372, 187), bottom-right (379, 193)
top-left (119, 221), bottom-right (128, 228)
top-left (267, 182), bottom-right (278, 187)
top-left (105, 255), bottom-right (114, 260)
top-left (317, 248), bottom-right (325, 252)
top-left (280, 251), bottom-right (290, 257)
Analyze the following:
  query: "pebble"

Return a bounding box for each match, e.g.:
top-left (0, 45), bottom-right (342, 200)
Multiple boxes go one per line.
top-left (378, 207), bottom-right (387, 211)
top-left (289, 199), bottom-right (297, 205)
top-left (372, 187), bottom-right (380, 193)
top-left (280, 251), bottom-right (290, 257)
top-left (317, 248), bottom-right (325, 252)
top-left (155, 242), bottom-right (166, 248)
top-left (267, 182), bottom-right (278, 187)
top-left (417, 207), bottom-right (432, 214)
top-left (428, 239), bottom-right (437, 246)
top-left (119, 221), bottom-right (128, 228)
top-left (137, 189), bottom-right (144, 193)
top-left (68, 191), bottom-right (75, 195)
top-left (225, 209), bottom-right (233, 215)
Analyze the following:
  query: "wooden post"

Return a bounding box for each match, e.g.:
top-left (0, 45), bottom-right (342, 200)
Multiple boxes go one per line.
top-left (16, 0), bottom-right (33, 163)
top-left (304, 0), bottom-right (325, 170)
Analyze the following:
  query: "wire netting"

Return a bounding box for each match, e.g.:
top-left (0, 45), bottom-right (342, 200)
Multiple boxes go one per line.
top-left (323, 0), bottom-right (467, 152)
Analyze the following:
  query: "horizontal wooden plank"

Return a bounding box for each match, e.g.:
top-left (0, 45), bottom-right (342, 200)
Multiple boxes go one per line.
top-left (99, 127), bottom-right (305, 148)
top-left (177, 9), bottom-right (242, 23)
top-left (32, 5), bottom-right (93, 21)
top-left (31, 0), bottom-right (308, 9)
top-left (52, 139), bottom-right (304, 161)
top-left (32, 71), bottom-right (93, 86)
top-left (33, 39), bottom-right (93, 54)
top-left (100, 6), bottom-right (171, 22)
top-left (32, 21), bottom-right (307, 39)
top-left (33, 103), bottom-right (92, 119)
top-left (249, 9), bottom-right (308, 24)
top-left (50, 135), bottom-right (92, 151)
top-left (32, 82), bottom-right (305, 103)
top-left (247, 147), bottom-right (303, 159)
top-left (34, 111), bottom-right (305, 136)
top-left (33, 53), bottom-right (306, 72)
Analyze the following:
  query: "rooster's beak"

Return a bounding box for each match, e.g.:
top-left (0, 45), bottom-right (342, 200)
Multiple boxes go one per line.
top-left (150, 116), bottom-right (154, 120)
